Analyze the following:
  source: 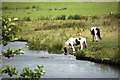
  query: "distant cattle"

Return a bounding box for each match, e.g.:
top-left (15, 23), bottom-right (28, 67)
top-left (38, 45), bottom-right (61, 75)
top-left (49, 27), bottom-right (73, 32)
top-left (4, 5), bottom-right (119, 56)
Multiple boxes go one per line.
top-left (54, 8), bottom-right (57, 10)
top-left (90, 27), bottom-right (102, 42)
top-left (110, 12), bottom-right (113, 15)
top-left (48, 9), bottom-right (52, 10)
top-left (59, 8), bottom-right (67, 10)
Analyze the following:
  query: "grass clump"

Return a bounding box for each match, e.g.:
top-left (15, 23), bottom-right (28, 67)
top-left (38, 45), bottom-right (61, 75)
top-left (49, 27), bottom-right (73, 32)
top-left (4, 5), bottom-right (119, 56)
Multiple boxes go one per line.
top-left (75, 50), bottom-right (86, 59)
top-left (48, 40), bottom-right (63, 54)
top-left (27, 36), bottom-right (64, 54)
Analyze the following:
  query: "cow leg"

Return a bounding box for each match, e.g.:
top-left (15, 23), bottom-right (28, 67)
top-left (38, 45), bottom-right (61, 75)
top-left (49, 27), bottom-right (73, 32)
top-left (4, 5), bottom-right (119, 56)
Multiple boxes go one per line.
top-left (71, 44), bottom-right (76, 54)
top-left (64, 47), bottom-right (68, 55)
top-left (95, 34), bottom-right (98, 42)
top-left (80, 43), bottom-right (83, 50)
top-left (92, 35), bottom-right (95, 42)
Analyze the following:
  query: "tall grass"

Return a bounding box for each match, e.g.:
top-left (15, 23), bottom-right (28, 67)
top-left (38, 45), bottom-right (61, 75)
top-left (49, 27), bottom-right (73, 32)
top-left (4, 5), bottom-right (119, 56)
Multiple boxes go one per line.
top-left (27, 35), bottom-right (64, 54)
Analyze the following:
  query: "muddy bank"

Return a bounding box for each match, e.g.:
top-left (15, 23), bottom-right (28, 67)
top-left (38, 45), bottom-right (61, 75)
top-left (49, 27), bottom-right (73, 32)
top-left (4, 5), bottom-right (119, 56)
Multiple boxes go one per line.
top-left (76, 56), bottom-right (120, 67)
top-left (13, 39), bottom-right (28, 42)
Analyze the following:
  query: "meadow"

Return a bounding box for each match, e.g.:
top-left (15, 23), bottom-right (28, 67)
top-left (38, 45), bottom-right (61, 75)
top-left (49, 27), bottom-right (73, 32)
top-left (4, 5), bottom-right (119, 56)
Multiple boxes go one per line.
top-left (2, 2), bottom-right (120, 61)
top-left (2, 2), bottom-right (118, 20)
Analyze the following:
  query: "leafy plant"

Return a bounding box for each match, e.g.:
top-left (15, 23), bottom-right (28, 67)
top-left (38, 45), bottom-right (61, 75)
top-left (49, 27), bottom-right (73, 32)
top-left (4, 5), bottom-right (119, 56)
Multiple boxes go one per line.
top-left (1, 64), bottom-right (45, 79)
top-left (20, 65), bottom-right (45, 79)
top-left (1, 65), bottom-right (18, 77)
top-left (2, 18), bottom-right (19, 46)
top-left (2, 47), bottom-right (24, 58)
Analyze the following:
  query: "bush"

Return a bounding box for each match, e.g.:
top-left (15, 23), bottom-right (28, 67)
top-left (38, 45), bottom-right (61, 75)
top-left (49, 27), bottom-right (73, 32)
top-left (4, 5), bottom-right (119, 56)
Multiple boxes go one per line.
top-left (68, 15), bottom-right (73, 19)
top-left (68, 14), bottom-right (88, 20)
top-left (92, 15), bottom-right (100, 19)
top-left (56, 15), bottom-right (66, 20)
top-left (26, 17), bottom-right (31, 21)
top-left (32, 6), bottom-right (36, 9)
top-left (23, 17), bottom-right (31, 21)
top-left (3, 6), bottom-right (8, 9)
top-left (74, 14), bottom-right (82, 20)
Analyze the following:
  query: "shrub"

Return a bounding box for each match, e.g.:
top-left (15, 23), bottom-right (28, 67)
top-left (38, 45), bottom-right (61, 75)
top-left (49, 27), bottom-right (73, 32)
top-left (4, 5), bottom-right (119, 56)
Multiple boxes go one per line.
top-left (68, 15), bottom-right (73, 19)
top-left (56, 15), bottom-right (66, 20)
top-left (32, 6), bottom-right (36, 9)
top-left (74, 14), bottom-right (82, 20)
top-left (23, 17), bottom-right (31, 21)
top-left (3, 6), bottom-right (8, 9)
top-left (26, 17), bottom-right (31, 21)
top-left (92, 15), bottom-right (100, 19)
top-left (68, 14), bottom-right (88, 20)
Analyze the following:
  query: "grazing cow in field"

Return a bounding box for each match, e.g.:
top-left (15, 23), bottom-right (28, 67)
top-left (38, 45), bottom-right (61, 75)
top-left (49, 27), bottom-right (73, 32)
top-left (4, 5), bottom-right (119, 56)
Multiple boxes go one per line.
top-left (90, 27), bottom-right (102, 42)
top-left (64, 37), bottom-right (88, 54)
top-left (110, 12), bottom-right (113, 15)
top-left (48, 9), bottom-right (52, 10)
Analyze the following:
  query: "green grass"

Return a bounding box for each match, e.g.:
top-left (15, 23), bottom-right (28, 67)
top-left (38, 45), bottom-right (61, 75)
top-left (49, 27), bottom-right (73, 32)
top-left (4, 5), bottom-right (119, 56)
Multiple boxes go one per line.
top-left (2, 2), bottom-right (118, 20)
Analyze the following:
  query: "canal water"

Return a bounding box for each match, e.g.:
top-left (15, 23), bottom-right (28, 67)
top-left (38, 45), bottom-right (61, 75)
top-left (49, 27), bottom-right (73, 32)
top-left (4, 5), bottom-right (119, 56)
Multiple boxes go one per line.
top-left (2, 41), bottom-right (119, 78)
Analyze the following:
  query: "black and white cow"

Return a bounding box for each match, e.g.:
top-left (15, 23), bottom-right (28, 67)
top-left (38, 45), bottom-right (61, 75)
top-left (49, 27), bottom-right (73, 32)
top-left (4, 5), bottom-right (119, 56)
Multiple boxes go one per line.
top-left (90, 27), bottom-right (102, 42)
top-left (64, 37), bottom-right (88, 54)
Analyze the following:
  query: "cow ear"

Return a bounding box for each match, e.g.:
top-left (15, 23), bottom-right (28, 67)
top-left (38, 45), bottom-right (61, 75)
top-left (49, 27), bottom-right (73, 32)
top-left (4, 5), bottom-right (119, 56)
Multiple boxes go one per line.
top-left (79, 37), bottom-right (81, 40)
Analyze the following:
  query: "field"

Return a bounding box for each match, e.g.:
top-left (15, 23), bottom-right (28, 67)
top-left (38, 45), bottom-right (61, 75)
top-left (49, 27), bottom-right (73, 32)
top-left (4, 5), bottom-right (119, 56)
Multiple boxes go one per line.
top-left (2, 2), bottom-right (120, 61)
top-left (2, 2), bottom-right (118, 20)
